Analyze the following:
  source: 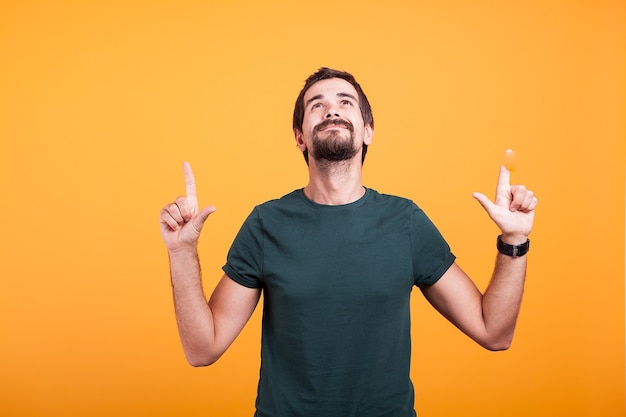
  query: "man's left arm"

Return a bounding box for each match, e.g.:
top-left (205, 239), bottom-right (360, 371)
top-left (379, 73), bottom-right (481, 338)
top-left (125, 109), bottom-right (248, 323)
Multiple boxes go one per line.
top-left (420, 164), bottom-right (538, 351)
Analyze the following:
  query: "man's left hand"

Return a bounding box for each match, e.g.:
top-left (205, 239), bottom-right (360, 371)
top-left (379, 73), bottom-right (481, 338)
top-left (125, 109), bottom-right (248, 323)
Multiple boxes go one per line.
top-left (472, 165), bottom-right (538, 243)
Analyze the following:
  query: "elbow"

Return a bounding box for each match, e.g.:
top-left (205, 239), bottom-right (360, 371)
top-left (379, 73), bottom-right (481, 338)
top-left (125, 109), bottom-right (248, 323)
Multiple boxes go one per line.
top-left (481, 336), bottom-right (513, 351)
top-left (484, 341), bottom-right (511, 351)
top-left (188, 358), bottom-right (214, 367)
top-left (185, 351), bottom-right (221, 367)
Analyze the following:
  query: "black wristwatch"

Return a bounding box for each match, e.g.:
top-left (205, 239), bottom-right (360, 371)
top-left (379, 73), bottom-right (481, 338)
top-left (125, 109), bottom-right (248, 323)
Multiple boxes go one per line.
top-left (497, 235), bottom-right (530, 257)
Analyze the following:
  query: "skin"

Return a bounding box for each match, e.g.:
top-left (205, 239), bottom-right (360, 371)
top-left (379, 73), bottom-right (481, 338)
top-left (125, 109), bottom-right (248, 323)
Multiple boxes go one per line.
top-left (159, 77), bottom-right (538, 366)
top-left (294, 78), bottom-right (373, 205)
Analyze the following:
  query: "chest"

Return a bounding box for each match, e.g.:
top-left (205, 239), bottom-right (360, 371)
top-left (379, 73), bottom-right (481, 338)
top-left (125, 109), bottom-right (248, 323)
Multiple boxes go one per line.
top-left (260, 210), bottom-right (415, 318)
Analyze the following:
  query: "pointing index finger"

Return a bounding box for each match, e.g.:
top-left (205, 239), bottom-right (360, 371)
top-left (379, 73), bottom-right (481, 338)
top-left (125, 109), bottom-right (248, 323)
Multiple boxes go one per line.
top-left (497, 149), bottom-right (514, 191)
top-left (182, 161), bottom-right (199, 212)
top-left (492, 164), bottom-right (512, 207)
top-left (497, 164), bottom-right (511, 189)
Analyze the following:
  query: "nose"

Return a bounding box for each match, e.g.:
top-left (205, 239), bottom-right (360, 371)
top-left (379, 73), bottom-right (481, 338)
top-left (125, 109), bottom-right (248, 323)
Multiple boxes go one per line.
top-left (325, 106), bottom-right (340, 119)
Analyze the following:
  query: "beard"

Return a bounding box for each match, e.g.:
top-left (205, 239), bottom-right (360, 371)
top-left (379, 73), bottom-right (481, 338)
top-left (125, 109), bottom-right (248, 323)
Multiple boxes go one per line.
top-left (310, 119), bottom-right (358, 162)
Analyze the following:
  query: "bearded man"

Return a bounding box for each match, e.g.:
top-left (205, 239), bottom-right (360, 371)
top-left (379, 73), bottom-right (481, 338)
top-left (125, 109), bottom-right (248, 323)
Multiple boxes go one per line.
top-left (159, 67), bottom-right (538, 417)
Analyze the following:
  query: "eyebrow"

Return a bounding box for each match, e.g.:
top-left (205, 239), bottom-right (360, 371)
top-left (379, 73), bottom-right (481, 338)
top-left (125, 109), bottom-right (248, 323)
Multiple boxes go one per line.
top-left (305, 92), bottom-right (358, 108)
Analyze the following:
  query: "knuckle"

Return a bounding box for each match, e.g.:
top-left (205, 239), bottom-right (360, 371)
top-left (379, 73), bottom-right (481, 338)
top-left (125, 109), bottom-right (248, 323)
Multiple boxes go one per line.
top-left (167, 202), bottom-right (179, 213)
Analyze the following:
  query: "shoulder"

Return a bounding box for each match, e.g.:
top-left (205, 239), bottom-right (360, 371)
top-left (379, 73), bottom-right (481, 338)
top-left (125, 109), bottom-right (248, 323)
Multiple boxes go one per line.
top-left (364, 189), bottom-right (443, 234)
top-left (364, 188), bottom-right (422, 212)
top-left (250, 189), bottom-right (306, 218)
top-left (256, 189), bottom-right (302, 208)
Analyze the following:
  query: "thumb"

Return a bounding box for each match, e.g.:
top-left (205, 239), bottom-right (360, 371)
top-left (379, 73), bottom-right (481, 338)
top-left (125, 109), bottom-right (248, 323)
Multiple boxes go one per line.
top-left (472, 192), bottom-right (494, 213)
top-left (191, 206), bottom-right (217, 234)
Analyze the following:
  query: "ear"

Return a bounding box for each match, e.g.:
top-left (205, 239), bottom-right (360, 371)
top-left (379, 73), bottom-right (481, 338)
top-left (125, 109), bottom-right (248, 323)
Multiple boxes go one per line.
top-left (363, 124), bottom-right (374, 146)
top-left (294, 129), bottom-right (307, 152)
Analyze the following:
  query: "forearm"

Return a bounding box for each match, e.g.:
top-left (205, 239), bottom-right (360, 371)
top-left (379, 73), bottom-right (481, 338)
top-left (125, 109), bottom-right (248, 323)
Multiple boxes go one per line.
top-left (438, 162), bottom-right (536, 350)
top-left (168, 247), bottom-right (217, 366)
top-left (481, 251), bottom-right (527, 350)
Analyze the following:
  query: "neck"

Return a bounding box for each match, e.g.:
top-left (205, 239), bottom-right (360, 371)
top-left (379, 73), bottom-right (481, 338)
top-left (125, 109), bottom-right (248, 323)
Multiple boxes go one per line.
top-left (303, 157), bottom-right (365, 205)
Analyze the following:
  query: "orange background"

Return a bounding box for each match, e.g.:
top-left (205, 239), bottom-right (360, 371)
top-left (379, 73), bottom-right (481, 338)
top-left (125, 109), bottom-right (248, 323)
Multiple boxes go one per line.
top-left (1, 1), bottom-right (624, 416)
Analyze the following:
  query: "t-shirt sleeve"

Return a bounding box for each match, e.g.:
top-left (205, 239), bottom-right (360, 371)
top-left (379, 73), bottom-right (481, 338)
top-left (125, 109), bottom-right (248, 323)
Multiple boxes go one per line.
top-left (409, 206), bottom-right (456, 287)
top-left (222, 207), bottom-right (264, 289)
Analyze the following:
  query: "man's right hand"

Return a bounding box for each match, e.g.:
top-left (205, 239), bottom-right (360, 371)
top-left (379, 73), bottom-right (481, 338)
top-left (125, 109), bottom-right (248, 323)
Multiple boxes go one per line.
top-left (159, 162), bottom-right (216, 252)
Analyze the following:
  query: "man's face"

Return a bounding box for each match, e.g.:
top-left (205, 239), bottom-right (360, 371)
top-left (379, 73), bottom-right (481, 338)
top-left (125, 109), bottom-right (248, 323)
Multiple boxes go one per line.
top-left (295, 78), bottom-right (372, 163)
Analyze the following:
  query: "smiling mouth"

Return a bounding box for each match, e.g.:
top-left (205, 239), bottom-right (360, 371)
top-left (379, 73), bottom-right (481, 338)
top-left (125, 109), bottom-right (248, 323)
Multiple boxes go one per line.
top-left (320, 124), bottom-right (347, 131)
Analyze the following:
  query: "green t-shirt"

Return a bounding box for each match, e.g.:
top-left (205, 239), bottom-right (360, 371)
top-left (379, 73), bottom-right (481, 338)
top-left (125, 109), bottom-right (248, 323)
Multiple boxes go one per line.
top-left (223, 188), bottom-right (455, 417)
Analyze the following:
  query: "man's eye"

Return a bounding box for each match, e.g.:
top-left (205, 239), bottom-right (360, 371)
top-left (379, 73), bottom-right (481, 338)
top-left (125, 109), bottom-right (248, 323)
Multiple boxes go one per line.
top-left (311, 103), bottom-right (322, 109)
top-left (341, 100), bottom-right (352, 106)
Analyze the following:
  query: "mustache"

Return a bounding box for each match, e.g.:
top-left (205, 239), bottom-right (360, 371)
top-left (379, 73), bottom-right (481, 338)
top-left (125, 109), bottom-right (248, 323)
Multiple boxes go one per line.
top-left (313, 119), bottom-right (354, 133)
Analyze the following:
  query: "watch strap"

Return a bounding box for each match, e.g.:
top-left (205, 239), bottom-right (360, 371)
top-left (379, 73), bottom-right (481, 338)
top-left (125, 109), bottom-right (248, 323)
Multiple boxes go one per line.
top-left (497, 235), bottom-right (530, 257)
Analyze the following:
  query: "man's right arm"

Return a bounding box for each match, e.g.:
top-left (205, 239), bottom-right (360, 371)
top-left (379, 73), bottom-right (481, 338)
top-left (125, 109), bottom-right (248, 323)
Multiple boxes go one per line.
top-left (160, 162), bottom-right (261, 366)
top-left (169, 249), bottom-right (260, 366)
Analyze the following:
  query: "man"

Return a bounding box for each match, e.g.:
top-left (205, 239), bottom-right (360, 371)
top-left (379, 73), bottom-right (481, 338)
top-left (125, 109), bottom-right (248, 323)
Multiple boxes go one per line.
top-left (159, 68), bottom-right (538, 417)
